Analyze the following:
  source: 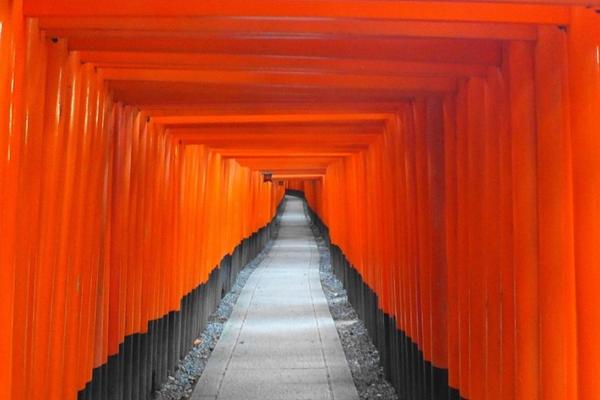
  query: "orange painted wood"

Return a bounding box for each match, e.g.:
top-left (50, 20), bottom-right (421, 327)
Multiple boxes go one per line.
top-left (454, 80), bottom-right (470, 398)
top-left (507, 41), bottom-right (540, 400)
top-left (23, 0), bottom-right (572, 24)
top-left (535, 25), bottom-right (578, 400)
top-left (482, 66), bottom-right (503, 400)
top-left (3, 2), bottom-right (600, 399)
top-left (442, 94), bottom-right (458, 391)
top-left (568, 7), bottom-right (600, 400)
top-left (0, 2), bottom-right (23, 400)
top-left (465, 76), bottom-right (486, 400)
top-left (426, 97), bottom-right (447, 372)
top-left (38, 17), bottom-right (538, 41)
top-left (498, 45), bottom-right (516, 400)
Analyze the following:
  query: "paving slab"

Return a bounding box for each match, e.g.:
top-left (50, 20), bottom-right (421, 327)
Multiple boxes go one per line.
top-left (191, 196), bottom-right (359, 400)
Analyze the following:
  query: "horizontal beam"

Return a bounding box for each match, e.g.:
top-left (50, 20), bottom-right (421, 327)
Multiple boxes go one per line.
top-left (179, 141), bottom-right (374, 150)
top-left (272, 174), bottom-right (324, 179)
top-left (176, 140), bottom-right (376, 149)
top-left (80, 52), bottom-right (489, 78)
top-left (143, 102), bottom-right (412, 116)
top-left (173, 131), bottom-right (378, 146)
top-left (168, 126), bottom-right (383, 137)
top-left (24, 0), bottom-right (572, 24)
top-left (183, 139), bottom-right (371, 149)
top-left (70, 36), bottom-right (501, 65)
top-left (423, 0), bottom-right (598, 4)
top-left (40, 17), bottom-right (537, 40)
top-left (109, 81), bottom-right (438, 105)
top-left (155, 113), bottom-right (392, 125)
top-left (235, 158), bottom-right (335, 169)
top-left (235, 159), bottom-right (348, 164)
top-left (224, 152), bottom-right (353, 157)
top-left (262, 169), bottom-right (327, 174)
top-left (102, 68), bottom-right (457, 92)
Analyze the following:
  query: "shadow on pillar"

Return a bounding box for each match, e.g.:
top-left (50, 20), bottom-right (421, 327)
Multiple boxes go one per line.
top-left (305, 203), bottom-right (464, 400)
top-left (78, 201), bottom-right (285, 400)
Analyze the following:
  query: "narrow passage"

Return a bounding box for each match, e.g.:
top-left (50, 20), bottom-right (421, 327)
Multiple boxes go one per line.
top-left (191, 196), bottom-right (359, 400)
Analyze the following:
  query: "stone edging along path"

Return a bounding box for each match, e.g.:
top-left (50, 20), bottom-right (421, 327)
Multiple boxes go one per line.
top-left (304, 202), bottom-right (399, 400)
top-left (153, 220), bottom-right (281, 400)
top-left (154, 195), bottom-right (398, 400)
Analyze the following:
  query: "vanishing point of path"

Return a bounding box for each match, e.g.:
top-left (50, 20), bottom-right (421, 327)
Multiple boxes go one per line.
top-left (191, 196), bottom-right (359, 400)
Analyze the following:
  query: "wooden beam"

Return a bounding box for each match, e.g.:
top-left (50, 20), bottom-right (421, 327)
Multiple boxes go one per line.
top-left (143, 102), bottom-right (412, 116)
top-left (39, 17), bottom-right (537, 41)
top-left (24, 0), bottom-right (572, 24)
top-left (80, 52), bottom-right (490, 78)
top-left (69, 36), bottom-right (501, 65)
top-left (108, 81), bottom-right (440, 105)
top-left (155, 113), bottom-right (392, 125)
top-left (102, 68), bottom-right (457, 92)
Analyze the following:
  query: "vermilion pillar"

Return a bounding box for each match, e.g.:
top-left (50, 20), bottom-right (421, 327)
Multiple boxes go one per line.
top-left (569, 7), bottom-right (600, 400)
top-left (507, 40), bottom-right (540, 400)
top-left (454, 80), bottom-right (470, 399)
top-left (466, 76), bottom-right (486, 400)
top-left (483, 66), bottom-right (503, 400)
top-left (426, 97), bottom-right (448, 399)
top-left (0, 4), bottom-right (17, 400)
top-left (499, 47), bottom-right (516, 400)
top-left (535, 25), bottom-right (578, 400)
top-left (1, 1), bottom-right (25, 399)
top-left (442, 94), bottom-right (459, 395)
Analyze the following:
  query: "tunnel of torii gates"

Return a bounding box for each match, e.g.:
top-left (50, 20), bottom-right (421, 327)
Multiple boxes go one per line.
top-left (1, 0), bottom-right (600, 399)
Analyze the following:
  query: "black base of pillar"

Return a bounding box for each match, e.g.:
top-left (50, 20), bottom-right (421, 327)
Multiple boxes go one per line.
top-left (78, 200), bottom-right (284, 400)
top-left (304, 202), bottom-right (465, 400)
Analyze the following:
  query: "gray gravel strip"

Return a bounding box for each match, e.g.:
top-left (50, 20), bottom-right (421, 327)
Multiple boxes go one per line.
top-left (305, 205), bottom-right (399, 400)
top-left (153, 216), bottom-right (282, 400)
top-left (153, 196), bottom-right (398, 400)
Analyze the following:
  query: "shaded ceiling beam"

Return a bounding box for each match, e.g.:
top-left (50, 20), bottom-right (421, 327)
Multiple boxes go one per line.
top-left (258, 169), bottom-right (328, 174)
top-left (272, 174), bottom-right (324, 179)
top-left (154, 113), bottom-right (392, 125)
top-left (226, 153), bottom-right (354, 158)
top-left (232, 156), bottom-right (340, 170)
top-left (40, 17), bottom-right (537, 41)
top-left (109, 82), bottom-right (441, 105)
top-left (143, 102), bottom-right (412, 116)
top-left (68, 37), bottom-right (502, 65)
top-left (175, 140), bottom-right (376, 149)
top-left (102, 69), bottom-right (457, 92)
top-left (167, 126), bottom-right (383, 138)
top-left (234, 159), bottom-right (336, 168)
top-left (178, 140), bottom-right (374, 150)
top-left (173, 131), bottom-right (378, 145)
top-left (81, 53), bottom-right (490, 78)
top-left (235, 160), bottom-right (333, 171)
top-left (182, 142), bottom-right (371, 151)
top-left (24, 0), bottom-right (572, 25)
top-left (421, 0), bottom-right (598, 4)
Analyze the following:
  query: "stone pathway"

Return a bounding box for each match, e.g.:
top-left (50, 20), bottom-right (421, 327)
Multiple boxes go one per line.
top-left (191, 196), bottom-right (359, 400)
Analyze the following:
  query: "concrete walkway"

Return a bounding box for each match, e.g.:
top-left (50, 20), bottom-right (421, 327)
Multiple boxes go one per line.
top-left (192, 196), bottom-right (359, 400)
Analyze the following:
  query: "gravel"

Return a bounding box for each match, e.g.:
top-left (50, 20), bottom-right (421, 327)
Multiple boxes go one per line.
top-left (153, 197), bottom-right (398, 400)
top-left (152, 215), bottom-right (282, 400)
top-left (306, 207), bottom-right (399, 400)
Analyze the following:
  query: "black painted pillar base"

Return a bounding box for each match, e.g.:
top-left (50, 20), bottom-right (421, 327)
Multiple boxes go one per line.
top-left (304, 202), bottom-right (465, 400)
top-left (78, 202), bottom-right (283, 400)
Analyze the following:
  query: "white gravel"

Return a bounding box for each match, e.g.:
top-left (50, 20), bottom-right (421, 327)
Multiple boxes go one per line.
top-left (152, 217), bottom-right (281, 400)
top-left (307, 204), bottom-right (399, 400)
top-left (153, 196), bottom-right (398, 400)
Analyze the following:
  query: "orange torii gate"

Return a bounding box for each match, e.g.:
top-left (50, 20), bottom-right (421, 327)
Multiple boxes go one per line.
top-left (1, 1), bottom-right (600, 399)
